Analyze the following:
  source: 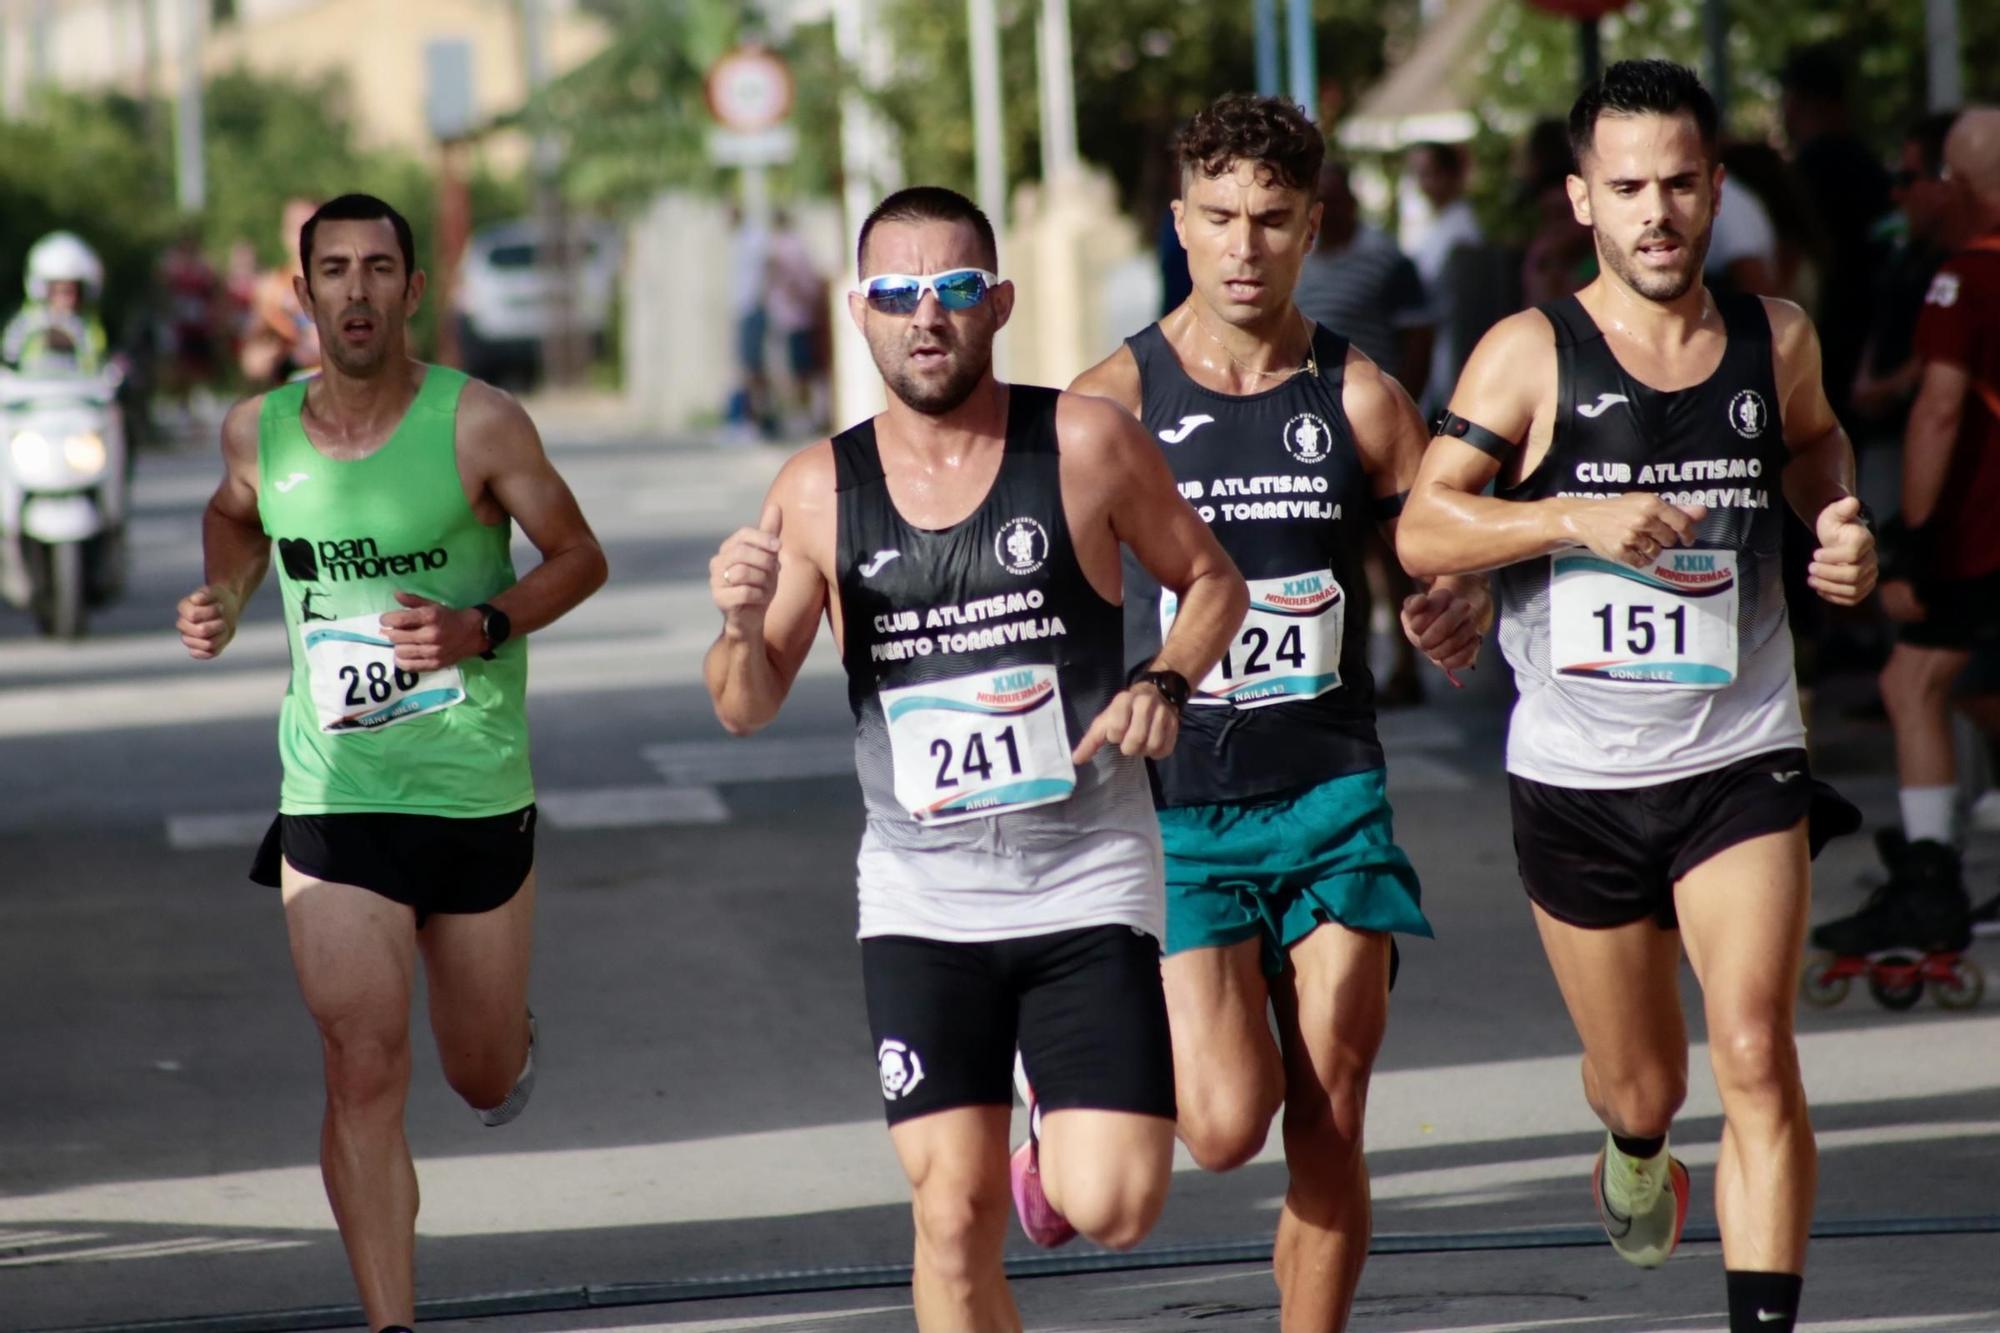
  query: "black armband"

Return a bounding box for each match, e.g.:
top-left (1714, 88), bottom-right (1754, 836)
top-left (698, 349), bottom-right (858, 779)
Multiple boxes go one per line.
top-left (1371, 490), bottom-right (1409, 521)
top-left (1433, 410), bottom-right (1522, 461)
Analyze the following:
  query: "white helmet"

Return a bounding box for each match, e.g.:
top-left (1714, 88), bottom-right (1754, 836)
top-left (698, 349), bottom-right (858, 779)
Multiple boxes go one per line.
top-left (25, 231), bottom-right (104, 302)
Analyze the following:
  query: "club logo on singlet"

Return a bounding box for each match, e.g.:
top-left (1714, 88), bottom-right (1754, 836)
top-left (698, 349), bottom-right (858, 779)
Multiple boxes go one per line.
top-left (1282, 413), bottom-right (1333, 464)
top-left (877, 1038), bottom-right (925, 1100)
top-left (995, 516), bottom-right (1049, 575)
top-left (1727, 389), bottom-right (1768, 440)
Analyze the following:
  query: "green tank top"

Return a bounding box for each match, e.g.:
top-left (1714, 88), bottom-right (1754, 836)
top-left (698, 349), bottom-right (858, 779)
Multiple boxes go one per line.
top-left (259, 366), bottom-right (533, 816)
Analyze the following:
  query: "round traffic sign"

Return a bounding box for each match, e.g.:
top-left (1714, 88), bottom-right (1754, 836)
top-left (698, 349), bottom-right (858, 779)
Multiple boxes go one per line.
top-left (705, 46), bottom-right (794, 132)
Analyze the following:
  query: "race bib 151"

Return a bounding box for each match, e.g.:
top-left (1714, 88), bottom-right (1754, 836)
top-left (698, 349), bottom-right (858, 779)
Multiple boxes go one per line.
top-left (1550, 549), bottom-right (1738, 689)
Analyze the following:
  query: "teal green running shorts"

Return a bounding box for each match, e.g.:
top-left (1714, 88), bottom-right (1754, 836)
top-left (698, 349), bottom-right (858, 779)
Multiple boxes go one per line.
top-left (1159, 768), bottom-right (1432, 976)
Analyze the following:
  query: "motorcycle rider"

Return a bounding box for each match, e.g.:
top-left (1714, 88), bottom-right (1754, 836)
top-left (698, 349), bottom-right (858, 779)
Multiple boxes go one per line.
top-left (3, 232), bottom-right (110, 373)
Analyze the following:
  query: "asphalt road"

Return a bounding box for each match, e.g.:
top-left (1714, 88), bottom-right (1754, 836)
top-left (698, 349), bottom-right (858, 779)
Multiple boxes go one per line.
top-left (1, 415), bottom-right (1995, 1333)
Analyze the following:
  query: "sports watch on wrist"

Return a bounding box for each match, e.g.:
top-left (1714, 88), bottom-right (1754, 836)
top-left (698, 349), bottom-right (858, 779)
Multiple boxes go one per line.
top-left (474, 603), bottom-right (512, 660)
top-left (1133, 668), bottom-right (1191, 713)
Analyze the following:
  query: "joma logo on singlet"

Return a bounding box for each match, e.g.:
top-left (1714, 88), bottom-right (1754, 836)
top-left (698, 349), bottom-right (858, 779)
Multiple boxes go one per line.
top-left (278, 535), bottom-right (450, 582)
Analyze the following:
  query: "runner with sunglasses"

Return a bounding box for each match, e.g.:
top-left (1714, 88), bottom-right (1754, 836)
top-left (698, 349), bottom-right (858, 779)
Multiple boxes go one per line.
top-left (704, 185), bottom-right (1246, 1333)
top-left (1065, 94), bottom-right (1484, 1331)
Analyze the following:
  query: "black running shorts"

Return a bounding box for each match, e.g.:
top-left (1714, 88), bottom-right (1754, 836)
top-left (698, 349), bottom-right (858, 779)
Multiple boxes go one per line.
top-left (1897, 569), bottom-right (2000, 652)
top-left (862, 925), bottom-right (1176, 1127)
top-left (249, 805), bottom-right (536, 926)
top-left (1510, 748), bottom-right (1858, 930)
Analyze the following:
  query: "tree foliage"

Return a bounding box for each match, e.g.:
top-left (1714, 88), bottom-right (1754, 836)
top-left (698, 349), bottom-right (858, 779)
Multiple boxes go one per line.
top-left (0, 70), bottom-right (523, 360)
top-left (1476, 0), bottom-right (2000, 145)
top-left (535, 0), bottom-right (845, 211)
top-left (871, 0), bottom-right (1421, 215)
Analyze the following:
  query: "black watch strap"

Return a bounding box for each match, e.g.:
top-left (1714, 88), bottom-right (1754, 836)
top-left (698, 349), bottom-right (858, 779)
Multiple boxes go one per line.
top-left (1133, 668), bottom-right (1191, 713)
top-left (474, 602), bottom-right (511, 660)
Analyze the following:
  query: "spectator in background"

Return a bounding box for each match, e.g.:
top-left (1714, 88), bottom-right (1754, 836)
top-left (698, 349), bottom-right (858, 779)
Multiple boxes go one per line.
top-left (1296, 161), bottom-right (1433, 396)
top-left (1516, 118), bottom-right (1593, 307)
top-left (764, 209), bottom-right (830, 436)
top-left (239, 197), bottom-right (320, 387)
top-left (727, 204), bottom-right (773, 440)
top-left (1868, 108), bottom-right (2000, 925)
top-left (1294, 159), bottom-right (1433, 705)
top-left (1851, 110), bottom-right (1966, 514)
top-left (1780, 45), bottom-right (1892, 421)
top-left (1721, 142), bottom-right (1824, 304)
top-left (1407, 141), bottom-right (1484, 415)
top-left (157, 230), bottom-right (222, 434)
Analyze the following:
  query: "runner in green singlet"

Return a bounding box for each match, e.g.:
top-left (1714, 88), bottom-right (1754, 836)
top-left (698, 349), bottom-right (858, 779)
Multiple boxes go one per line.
top-left (174, 194), bottom-right (607, 1333)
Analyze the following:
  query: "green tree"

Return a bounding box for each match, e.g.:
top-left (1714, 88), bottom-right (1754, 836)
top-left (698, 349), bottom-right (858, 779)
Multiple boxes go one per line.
top-left (873, 0), bottom-right (1419, 215)
top-left (534, 0), bottom-right (844, 211)
top-left (1475, 0), bottom-right (2000, 143)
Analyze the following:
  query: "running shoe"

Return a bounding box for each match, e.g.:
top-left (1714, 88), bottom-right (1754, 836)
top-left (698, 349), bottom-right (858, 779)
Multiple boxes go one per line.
top-left (1591, 1133), bottom-right (1690, 1268)
top-left (477, 1010), bottom-right (537, 1128)
top-left (1009, 1052), bottom-right (1076, 1248)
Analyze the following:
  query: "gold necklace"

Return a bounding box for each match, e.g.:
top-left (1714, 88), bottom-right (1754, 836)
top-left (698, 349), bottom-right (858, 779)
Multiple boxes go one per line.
top-left (1189, 304), bottom-right (1317, 382)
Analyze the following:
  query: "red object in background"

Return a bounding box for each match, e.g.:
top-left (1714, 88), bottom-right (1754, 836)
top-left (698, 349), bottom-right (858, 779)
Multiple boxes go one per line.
top-left (1523, 0), bottom-right (1634, 16)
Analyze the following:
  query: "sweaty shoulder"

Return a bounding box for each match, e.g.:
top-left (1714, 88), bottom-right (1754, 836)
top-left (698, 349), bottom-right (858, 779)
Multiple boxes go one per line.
top-left (456, 374), bottom-right (537, 444)
top-left (1054, 387), bottom-right (1149, 473)
top-left (1068, 343), bottom-right (1143, 417)
top-left (220, 394), bottom-right (263, 469)
top-left (1449, 308), bottom-right (1556, 429)
top-left (1756, 295), bottom-right (1814, 359)
top-left (1338, 343), bottom-right (1408, 435)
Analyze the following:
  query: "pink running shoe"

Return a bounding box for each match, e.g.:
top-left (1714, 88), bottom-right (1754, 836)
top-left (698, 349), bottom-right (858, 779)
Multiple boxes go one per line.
top-left (1009, 1053), bottom-right (1077, 1248)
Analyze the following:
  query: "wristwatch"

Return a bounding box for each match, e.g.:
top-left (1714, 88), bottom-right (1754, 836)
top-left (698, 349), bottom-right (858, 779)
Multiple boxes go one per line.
top-left (1133, 668), bottom-right (1191, 713)
top-left (474, 602), bottom-right (512, 660)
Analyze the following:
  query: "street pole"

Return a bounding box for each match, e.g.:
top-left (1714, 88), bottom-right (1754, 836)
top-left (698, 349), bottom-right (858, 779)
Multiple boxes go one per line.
top-left (1285, 0), bottom-right (1315, 119)
top-left (1702, 0), bottom-right (1729, 125)
top-left (173, 0), bottom-right (204, 212)
top-left (1037, 0), bottom-right (1078, 185)
top-left (832, 0), bottom-right (897, 424)
top-left (967, 0), bottom-right (1005, 228)
top-left (1576, 18), bottom-right (1602, 89)
top-left (520, 0), bottom-right (582, 386)
top-left (1925, 0), bottom-right (1963, 112)
top-left (1254, 0), bottom-right (1279, 98)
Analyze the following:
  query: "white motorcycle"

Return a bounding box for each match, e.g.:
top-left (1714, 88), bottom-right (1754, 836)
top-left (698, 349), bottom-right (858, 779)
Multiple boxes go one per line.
top-left (0, 364), bottom-right (128, 639)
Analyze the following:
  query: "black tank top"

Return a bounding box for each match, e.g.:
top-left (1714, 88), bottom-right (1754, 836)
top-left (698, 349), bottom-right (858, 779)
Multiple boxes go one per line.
top-left (1494, 291), bottom-right (1801, 785)
top-left (835, 384), bottom-right (1151, 852)
top-left (1124, 322), bottom-right (1384, 808)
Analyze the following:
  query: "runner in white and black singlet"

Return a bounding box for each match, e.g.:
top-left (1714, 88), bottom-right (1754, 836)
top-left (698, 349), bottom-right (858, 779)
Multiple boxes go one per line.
top-left (1400, 62), bottom-right (1876, 1333)
top-left (1069, 93), bottom-right (1487, 1332)
top-left (703, 186), bottom-right (1246, 1333)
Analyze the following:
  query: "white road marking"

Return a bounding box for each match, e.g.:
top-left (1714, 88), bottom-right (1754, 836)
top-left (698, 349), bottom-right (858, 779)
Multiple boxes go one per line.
top-left (0, 1233), bottom-right (307, 1267)
top-left (167, 786), bottom-right (730, 847)
top-left (538, 785), bottom-right (728, 829)
top-left (644, 736), bottom-right (856, 786)
top-left (4, 1020), bottom-right (1991, 1239)
top-left (165, 812), bottom-right (272, 850)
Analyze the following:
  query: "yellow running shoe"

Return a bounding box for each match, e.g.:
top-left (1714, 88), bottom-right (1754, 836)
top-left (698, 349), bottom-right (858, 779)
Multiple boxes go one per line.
top-left (1591, 1132), bottom-right (1690, 1268)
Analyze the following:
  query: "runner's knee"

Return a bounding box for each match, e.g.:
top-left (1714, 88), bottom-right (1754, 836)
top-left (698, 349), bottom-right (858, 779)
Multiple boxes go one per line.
top-left (1588, 1058), bottom-right (1684, 1137)
top-left (1707, 1020), bottom-right (1801, 1111)
top-left (910, 1173), bottom-right (1007, 1286)
top-left (1178, 1081), bottom-right (1278, 1172)
top-left (319, 1024), bottom-right (410, 1108)
top-left (1280, 1066), bottom-right (1369, 1169)
top-left (1050, 1162), bottom-right (1167, 1251)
